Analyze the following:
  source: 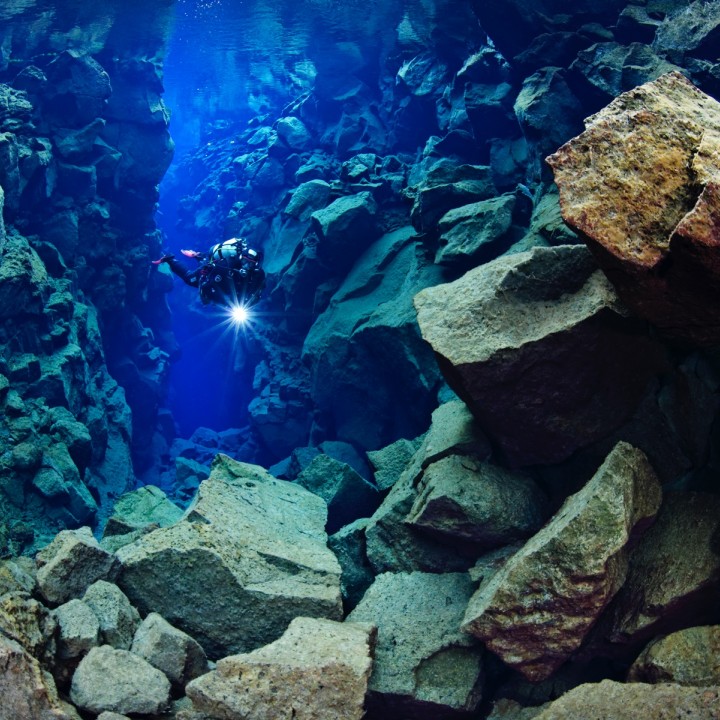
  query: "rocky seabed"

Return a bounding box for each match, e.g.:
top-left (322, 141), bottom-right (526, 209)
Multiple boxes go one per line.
top-left (3, 0), bottom-right (720, 718)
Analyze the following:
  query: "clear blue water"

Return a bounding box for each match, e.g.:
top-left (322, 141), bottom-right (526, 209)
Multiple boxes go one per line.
top-left (163, 0), bottom-right (450, 154)
top-left (158, 0), bottom-right (449, 435)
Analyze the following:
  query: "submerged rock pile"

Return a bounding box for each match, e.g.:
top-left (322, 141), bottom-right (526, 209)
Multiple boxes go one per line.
top-left (3, 421), bottom-right (719, 719)
top-left (3, 0), bottom-right (720, 718)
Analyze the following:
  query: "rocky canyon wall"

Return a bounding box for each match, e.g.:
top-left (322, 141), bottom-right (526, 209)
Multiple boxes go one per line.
top-left (0, 0), bottom-right (175, 552)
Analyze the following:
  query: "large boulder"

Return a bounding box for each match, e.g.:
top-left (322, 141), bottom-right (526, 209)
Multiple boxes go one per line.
top-left (587, 492), bottom-right (720, 657)
top-left (310, 191), bottom-right (379, 270)
top-left (0, 591), bottom-right (56, 664)
top-left (186, 617), bottom-right (375, 720)
top-left (653, 0), bottom-right (720, 61)
top-left (70, 645), bottom-right (171, 716)
top-left (52, 598), bottom-right (100, 659)
top-left (328, 519), bottom-right (375, 611)
top-left (405, 455), bottom-right (548, 552)
top-left (367, 436), bottom-right (423, 492)
top-left (462, 442), bottom-right (662, 682)
top-left (533, 680), bottom-right (720, 720)
top-left (408, 161), bottom-right (497, 233)
top-left (348, 571), bottom-right (484, 718)
top-left (103, 485), bottom-right (183, 537)
top-left (628, 625), bottom-right (720, 686)
top-left (547, 72), bottom-right (720, 346)
top-left (414, 244), bottom-right (667, 466)
top-left (570, 42), bottom-right (679, 103)
top-left (364, 401), bottom-right (491, 574)
top-left (513, 68), bottom-right (585, 172)
top-left (131, 612), bottom-right (209, 688)
top-left (116, 455), bottom-right (342, 659)
top-left (0, 634), bottom-right (81, 720)
top-left (35, 527), bottom-right (118, 605)
top-left (82, 581), bottom-right (140, 650)
top-left (435, 194), bottom-right (516, 266)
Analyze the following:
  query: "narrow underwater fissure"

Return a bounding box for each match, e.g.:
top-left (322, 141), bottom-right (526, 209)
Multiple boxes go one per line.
top-left (2, 0), bottom-right (720, 717)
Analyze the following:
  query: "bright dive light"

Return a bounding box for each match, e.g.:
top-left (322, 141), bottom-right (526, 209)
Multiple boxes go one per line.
top-left (229, 303), bottom-right (250, 326)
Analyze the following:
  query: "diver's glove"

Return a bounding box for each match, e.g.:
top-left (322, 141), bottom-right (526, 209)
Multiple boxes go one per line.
top-left (151, 254), bottom-right (175, 265)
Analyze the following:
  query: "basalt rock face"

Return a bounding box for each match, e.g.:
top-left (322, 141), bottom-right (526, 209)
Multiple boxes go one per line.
top-left (116, 455), bottom-right (343, 660)
top-left (414, 244), bottom-right (667, 466)
top-left (0, 2), bottom-right (175, 549)
top-left (462, 442), bottom-right (662, 682)
top-left (548, 71), bottom-right (720, 346)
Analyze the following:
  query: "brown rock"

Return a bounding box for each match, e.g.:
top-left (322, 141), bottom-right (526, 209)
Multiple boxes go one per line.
top-left (186, 617), bottom-right (375, 720)
top-left (0, 634), bottom-right (81, 720)
top-left (547, 71), bottom-right (720, 346)
top-left (533, 680), bottom-right (720, 719)
top-left (0, 592), bottom-right (57, 664)
top-left (462, 442), bottom-right (661, 682)
top-left (628, 625), bottom-right (720, 686)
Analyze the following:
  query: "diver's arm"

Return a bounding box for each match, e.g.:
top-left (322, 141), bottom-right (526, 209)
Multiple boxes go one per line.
top-left (166, 256), bottom-right (200, 287)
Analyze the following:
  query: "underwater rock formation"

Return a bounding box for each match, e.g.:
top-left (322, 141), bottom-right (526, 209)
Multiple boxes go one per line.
top-left (186, 617), bottom-right (375, 720)
top-left (70, 645), bottom-right (171, 716)
top-left (533, 680), bottom-right (720, 719)
top-left (131, 612), bottom-right (209, 690)
top-left (348, 571), bottom-right (484, 718)
top-left (414, 244), bottom-right (667, 466)
top-left (364, 400), bottom-right (492, 574)
top-left (0, 0), bottom-right (176, 550)
top-left (462, 442), bottom-right (662, 682)
top-left (116, 455), bottom-right (343, 659)
top-left (0, 634), bottom-right (81, 720)
top-left (3, 0), bottom-right (720, 717)
top-left (548, 71), bottom-right (720, 346)
top-left (627, 625), bottom-right (720, 685)
top-left (585, 491), bottom-right (720, 659)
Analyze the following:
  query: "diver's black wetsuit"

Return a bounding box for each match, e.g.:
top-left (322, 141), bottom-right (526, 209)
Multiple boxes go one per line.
top-left (164, 242), bottom-right (265, 306)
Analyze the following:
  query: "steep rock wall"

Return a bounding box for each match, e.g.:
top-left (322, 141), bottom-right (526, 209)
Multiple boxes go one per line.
top-left (0, 0), bottom-right (175, 551)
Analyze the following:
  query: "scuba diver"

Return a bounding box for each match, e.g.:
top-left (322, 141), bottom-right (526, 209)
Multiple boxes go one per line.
top-left (153, 237), bottom-right (265, 308)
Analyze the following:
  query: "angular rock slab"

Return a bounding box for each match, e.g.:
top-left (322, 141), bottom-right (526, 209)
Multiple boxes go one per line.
top-left (70, 645), bottom-right (170, 716)
top-left (82, 580), bottom-right (140, 650)
top-left (365, 401), bottom-right (490, 574)
top-left (414, 244), bottom-right (666, 466)
top-left (35, 527), bottom-right (117, 605)
top-left (628, 625), bottom-right (720, 686)
top-left (131, 612), bottom-right (209, 687)
top-left (295, 454), bottom-right (380, 534)
top-left (547, 71), bottom-right (720, 346)
top-left (591, 492), bottom-right (720, 655)
top-left (348, 571), bottom-right (484, 718)
top-left (52, 598), bottom-right (100, 659)
top-left (186, 617), bottom-right (375, 720)
top-left (533, 680), bottom-right (720, 720)
top-left (406, 455), bottom-right (548, 552)
top-left (117, 455), bottom-right (342, 659)
top-left (462, 442), bottom-right (662, 682)
top-left (0, 634), bottom-right (81, 720)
